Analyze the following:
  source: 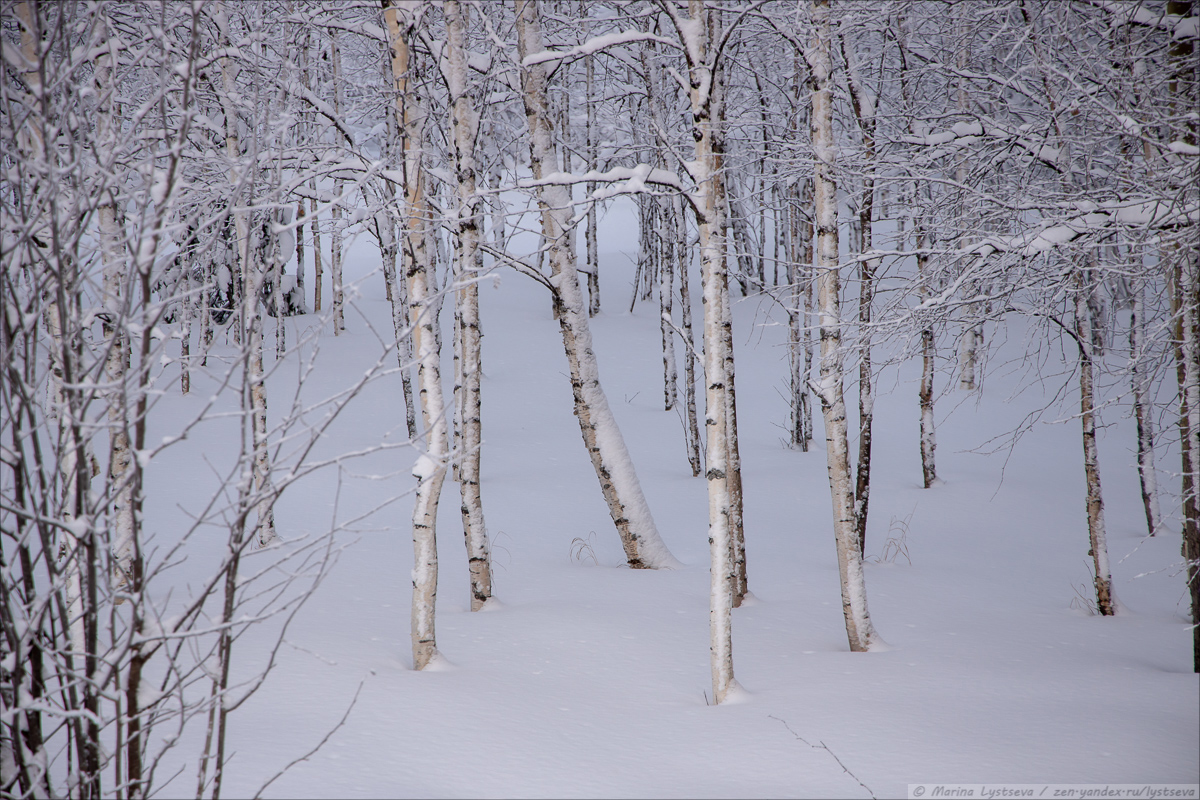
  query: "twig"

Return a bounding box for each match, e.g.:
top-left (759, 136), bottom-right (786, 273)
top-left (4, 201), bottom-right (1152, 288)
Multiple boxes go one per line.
top-left (768, 715), bottom-right (876, 799)
top-left (252, 680), bottom-right (365, 799)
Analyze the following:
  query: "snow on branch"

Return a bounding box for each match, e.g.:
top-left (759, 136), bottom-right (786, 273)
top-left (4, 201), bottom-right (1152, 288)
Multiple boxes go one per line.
top-left (901, 119), bottom-right (1071, 174)
top-left (518, 163), bottom-right (686, 196)
top-left (1083, 0), bottom-right (1199, 39)
top-left (968, 199), bottom-right (1200, 259)
top-left (522, 29), bottom-right (681, 67)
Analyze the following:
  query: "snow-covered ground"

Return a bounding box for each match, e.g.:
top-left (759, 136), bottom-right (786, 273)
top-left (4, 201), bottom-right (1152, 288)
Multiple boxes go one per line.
top-left (143, 197), bottom-right (1198, 798)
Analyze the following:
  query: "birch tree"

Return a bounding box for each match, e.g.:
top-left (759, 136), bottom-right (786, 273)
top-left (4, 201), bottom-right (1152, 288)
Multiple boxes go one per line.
top-left (515, 0), bottom-right (679, 571)
top-left (445, 0), bottom-right (494, 610)
top-left (384, 0), bottom-right (447, 669)
top-left (805, 0), bottom-right (879, 653)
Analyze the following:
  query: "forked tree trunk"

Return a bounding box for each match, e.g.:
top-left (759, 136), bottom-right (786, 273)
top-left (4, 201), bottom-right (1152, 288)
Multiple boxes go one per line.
top-left (446, 0), bottom-right (493, 610)
top-left (514, 0), bottom-right (679, 571)
top-left (808, 0), bottom-right (878, 653)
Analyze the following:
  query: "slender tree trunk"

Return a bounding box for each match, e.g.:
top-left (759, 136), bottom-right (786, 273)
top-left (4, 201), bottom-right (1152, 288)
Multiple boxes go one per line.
top-left (661, 204), bottom-right (677, 411)
top-left (330, 30), bottom-right (345, 335)
top-left (953, 7), bottom-right (979, 391)
top-left (95, 22), bottom-right (135, 594)
top-left (220, 4), bottom-right (276, 549)
top-left (1167, 0), bottom-right (1199, 672)
top-left (1129, 277), bottom-right (1160, 534)
top-left (446, 0), bottom-right (493, 610)
top-left (309, 189), bottom-right (323, 314)
top-left (679, 202), bottom-right (703, 477)
top-left (917, 221), bottom-right (938, 488)
top-left (667, 0), bottom-right (740, 701)
top-left (515, 0), bottom-right (679, 570)
top-left (897, 17), bottom-right (937, 488)
top-left (585, 18), bottom-right (600, 317)
top-left (385, 0), bottom-right (446, 669)
top-left (1075, 268), bottom-right (1115, 616)
top-left (808, 0), bottom-right (877, 653)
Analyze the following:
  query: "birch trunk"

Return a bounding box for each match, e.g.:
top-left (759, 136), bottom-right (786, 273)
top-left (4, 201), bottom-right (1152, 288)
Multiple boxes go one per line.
top-left (385, 0), bottom-right (446, 668)
top-left (330, 30), bottom-right (345, 335)
top-left (808, 0), bottom-right (877, 653)
top-left (917, 221), bottom-right (938, 488)
top-left (679, 204), bottom-right (703, 477)
top-left (95, 21), bottom-right (135, 593)
top-left (1176, 248), bottom-right (1200, 669)
top-left (219, 5), bottom-right (277, 548)
top-left (515, 0), bottom-right (679, 571)
top-left (1129, 278), bottom-right (1160, 535)
top-left (898, 18), bottom-right (937, 487)
top-left (1074, 269), bottom-right (1115, 616)
top-left (841, 37), bottom-right (878, 555)
top-left (954, 7), bottom-right (979, 391)
top-left (664, 0), bottom-right (740, 701)
top-left (585, 18), bottom-right (600, 317)
top-left (1167, 0), bottom-right (1199, 670)
top-left (446, 0), bottom-right (493, 610)
top-left (661, 201), bottom-right (678, 412)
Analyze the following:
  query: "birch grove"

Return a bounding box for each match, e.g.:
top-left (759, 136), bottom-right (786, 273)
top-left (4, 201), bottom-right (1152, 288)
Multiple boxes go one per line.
top-left (2, 3), bottom-right (1198, 793)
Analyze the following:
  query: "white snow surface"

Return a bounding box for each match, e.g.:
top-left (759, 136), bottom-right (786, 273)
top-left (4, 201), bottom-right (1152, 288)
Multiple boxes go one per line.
top-left (140, 196), bottom-right (1197, 798)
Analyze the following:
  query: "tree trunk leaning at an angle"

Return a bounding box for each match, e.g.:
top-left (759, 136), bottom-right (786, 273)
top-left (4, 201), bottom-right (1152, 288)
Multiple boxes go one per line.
top-left (446, 0), bottom-right (493, 610)
top-left (514, 0), bottom-right (679, 571)
top-left (1074, 268), bottom-right (1115, 616)
top-left (385, 0), bottom-right (446, 669)
top-left (807, 0), bottom-right (878, 653)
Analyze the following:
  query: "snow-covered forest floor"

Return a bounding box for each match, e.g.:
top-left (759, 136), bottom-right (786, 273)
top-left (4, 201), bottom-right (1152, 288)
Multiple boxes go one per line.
top-left (134, 197), bottom-right (1200, 799)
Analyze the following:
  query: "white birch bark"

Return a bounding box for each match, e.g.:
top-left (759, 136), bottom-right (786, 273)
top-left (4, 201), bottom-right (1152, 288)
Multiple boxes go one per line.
top-left (1075, 268), bottom-right (1115, 616)
top-left (1129, 278), bottom-right (1160, 534)
top-left (585, 17), bottom-right (600, 317)
top-left (446, 0), bottom-right (493, 610)
top-left (678, 200), bottom-right (703, 477)
top-left (954, 6), bottom-right (979, 391)
top-left (94, 17), bottom-right (135, 593)
top-left (515, 0), bottom-right (679, 571)
top-left (330, 29), bottom-right (345, 335)
top-left (808, 0), bottom-right (878, 653)
top-left (218, 5), bottom-right (277, 548)
top-left (385, 0), bottom-right (445, 668)
top-left (661, 0), bottom-right (740, 701)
